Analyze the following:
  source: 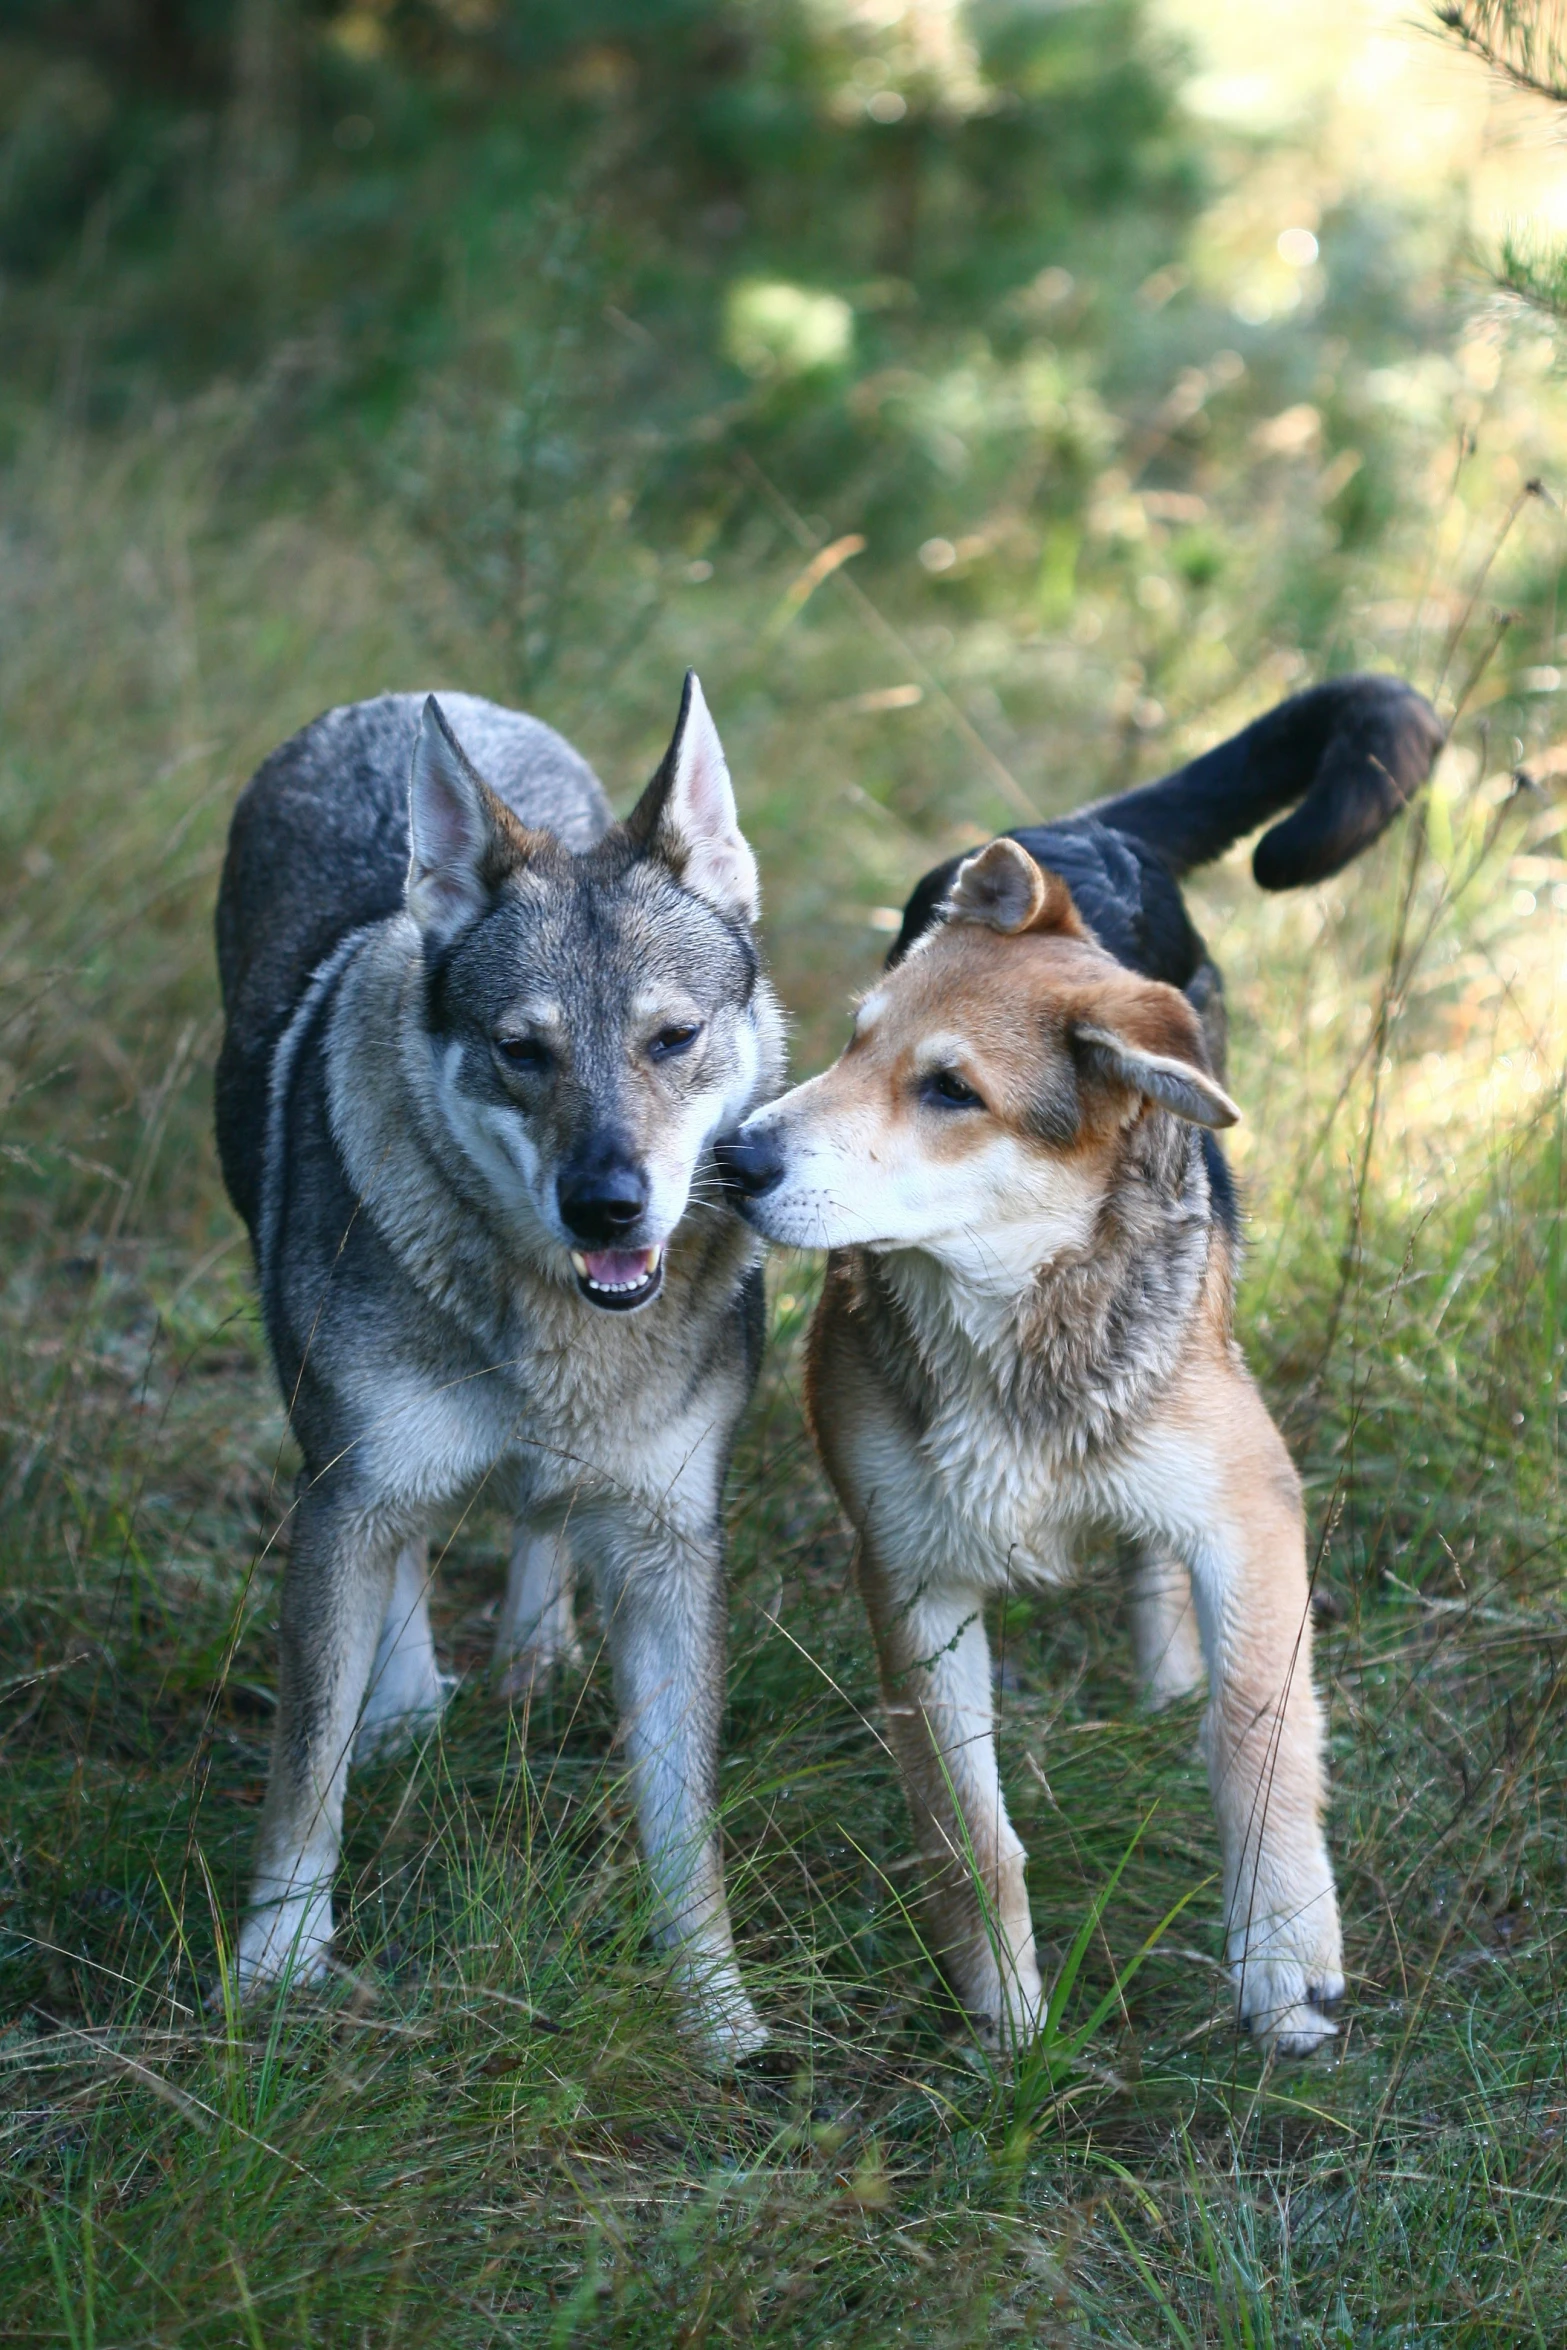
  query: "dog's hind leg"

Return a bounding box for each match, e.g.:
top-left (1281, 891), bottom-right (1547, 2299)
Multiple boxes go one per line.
top-left (1128, 1547), bottom-right (1206, 1709)
top-left (355, 1539), bottom-right (458, 1762)
top-left (860, 1548), bottom-right (1042, 2051)
top-left (235, 1491), bottom-right (403, 1993)
top-left (494, 1524), bottom-right (581, 1701)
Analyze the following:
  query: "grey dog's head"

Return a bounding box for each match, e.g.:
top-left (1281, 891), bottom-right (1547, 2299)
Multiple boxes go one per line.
top-left (403, 674), bottom-right (784, 1313)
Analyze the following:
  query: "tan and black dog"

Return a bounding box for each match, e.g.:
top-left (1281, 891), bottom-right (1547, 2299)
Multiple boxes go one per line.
top-left (720, 676), bottom-right (1442, 2054)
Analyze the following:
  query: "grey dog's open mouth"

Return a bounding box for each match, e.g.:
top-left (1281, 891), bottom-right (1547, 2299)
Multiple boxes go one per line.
top-left (570, 1245), bottom-right (664, 1312)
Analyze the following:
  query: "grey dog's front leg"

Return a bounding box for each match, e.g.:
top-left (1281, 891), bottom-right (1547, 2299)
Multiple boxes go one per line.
top-left (235, 1486), bottom-right (402, 1990)
top-left (592, 1515), bottom-right (764, 2064)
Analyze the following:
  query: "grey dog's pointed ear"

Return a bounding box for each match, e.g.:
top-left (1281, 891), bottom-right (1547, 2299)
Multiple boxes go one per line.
top-left (626, 672), bottom-right (760, 924)
top-left (1073, 1018), bottom-right (1240, 1130)
top-left (406, 696), bottom-right (538, 943)
top-left (945, 838), bottom-right (1086, 939)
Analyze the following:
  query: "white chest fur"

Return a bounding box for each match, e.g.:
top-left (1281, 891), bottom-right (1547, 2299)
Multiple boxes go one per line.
top-left (849, 1326), bottom-right (1084, 1595)
top-left (855, 1250), bottom-right (1181, 1595)
top-left (916, 1382), bottom-right (1085, 1590)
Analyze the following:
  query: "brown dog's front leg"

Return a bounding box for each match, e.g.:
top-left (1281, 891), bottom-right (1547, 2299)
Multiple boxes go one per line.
top-left (858, 1543), bottom-right (1042, 2049)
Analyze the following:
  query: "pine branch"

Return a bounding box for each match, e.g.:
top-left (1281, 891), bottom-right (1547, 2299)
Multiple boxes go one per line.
top-left (1499, 225), bottom-right (1567, 320)
top-left (1434, 1), bottom-right (1567, 104)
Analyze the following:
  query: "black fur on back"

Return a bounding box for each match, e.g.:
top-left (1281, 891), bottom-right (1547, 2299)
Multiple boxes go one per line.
top-left (895, 819), bottom-right (1213, 996)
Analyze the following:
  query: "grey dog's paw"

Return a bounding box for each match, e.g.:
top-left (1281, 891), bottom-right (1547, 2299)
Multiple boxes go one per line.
top-left (226, 1890), bottom-right (335, 2000)
top-left (679, 1973), bottom-right (770, 2074)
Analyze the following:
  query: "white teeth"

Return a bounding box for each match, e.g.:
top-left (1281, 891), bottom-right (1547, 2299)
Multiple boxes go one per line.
top-left (571, 1245), bottom-right (664, 1296)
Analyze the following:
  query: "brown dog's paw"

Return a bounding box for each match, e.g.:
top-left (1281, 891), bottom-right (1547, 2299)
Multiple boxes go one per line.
top-left (1232, 1937), bottom-right (1345, 2055)
top-left (1228, 1876), bottom-right (1344, 2055)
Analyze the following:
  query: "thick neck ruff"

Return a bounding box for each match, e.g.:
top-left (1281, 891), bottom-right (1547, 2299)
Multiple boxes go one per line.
top-left (856, 1111), bottom-right (1219, 1466)
top-left (322, 924), bottom-right (756, 1362)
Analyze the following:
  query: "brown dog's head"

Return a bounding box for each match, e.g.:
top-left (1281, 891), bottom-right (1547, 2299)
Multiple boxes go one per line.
top-left (720, 838), bottom-right (1237, 1282)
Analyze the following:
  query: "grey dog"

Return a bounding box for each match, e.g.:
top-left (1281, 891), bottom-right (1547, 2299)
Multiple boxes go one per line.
top-left (215, 675), bottom-right (783, 2059)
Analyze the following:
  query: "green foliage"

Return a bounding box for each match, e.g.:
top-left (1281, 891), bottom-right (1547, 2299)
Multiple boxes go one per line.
top-left (3, 0), bottom-right (1567, 2340)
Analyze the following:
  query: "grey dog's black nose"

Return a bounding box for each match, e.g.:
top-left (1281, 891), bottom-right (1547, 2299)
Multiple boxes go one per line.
top-left (558, 1150), bottom-right (648, 1242)
top-left (714, 1129), bottom-right (786, 1199)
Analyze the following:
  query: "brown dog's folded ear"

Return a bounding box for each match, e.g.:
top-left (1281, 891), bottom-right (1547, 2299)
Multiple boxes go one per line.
top-left (1073, 990), bottom-right (1240, 1130)
top-left (945, 838), bottom-right (1087, 938)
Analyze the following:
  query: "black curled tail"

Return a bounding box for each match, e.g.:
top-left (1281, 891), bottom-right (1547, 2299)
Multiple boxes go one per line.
top-left (887, 673), bottom-right (1446, 973)
top-left (1088, 674), bottom-right (1444, 888)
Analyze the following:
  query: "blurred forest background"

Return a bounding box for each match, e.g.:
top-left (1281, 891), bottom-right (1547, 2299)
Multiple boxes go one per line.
top-left (4, 0), bottom-right (1567, 2341)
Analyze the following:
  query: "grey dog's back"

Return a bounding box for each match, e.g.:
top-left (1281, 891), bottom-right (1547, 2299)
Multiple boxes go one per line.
top-left (214, 691), bottom-right (612, 1234)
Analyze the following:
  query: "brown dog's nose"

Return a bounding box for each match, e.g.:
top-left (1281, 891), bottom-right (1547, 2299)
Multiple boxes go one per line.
top-left (714, 1129), bottom-right (786, 1199)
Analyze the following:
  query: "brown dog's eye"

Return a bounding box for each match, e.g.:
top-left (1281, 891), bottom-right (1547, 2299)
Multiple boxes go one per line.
top-left (922, 1069), bottom-right (984, 1110)
top-left (650, 1023), bottom-right (703, 1060)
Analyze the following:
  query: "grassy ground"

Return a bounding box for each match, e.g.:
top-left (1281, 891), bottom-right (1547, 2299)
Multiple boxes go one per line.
top-left (4, 2), bottom-right (1567, 2339)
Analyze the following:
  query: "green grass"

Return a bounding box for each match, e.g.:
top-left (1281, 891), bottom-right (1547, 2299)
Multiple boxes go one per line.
top-left (4, 2), bottom-right (1567, 2338)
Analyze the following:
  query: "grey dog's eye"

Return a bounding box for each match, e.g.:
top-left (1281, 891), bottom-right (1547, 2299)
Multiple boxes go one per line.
top-left (496, 1035), bottom-right (550, 1073)
top-left (650, 1022), bottom-right (703, 1060)
top-left (922, 1068), bottom-right (984, 1110)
